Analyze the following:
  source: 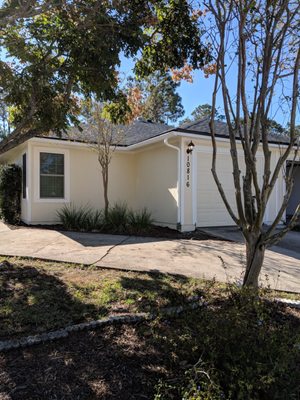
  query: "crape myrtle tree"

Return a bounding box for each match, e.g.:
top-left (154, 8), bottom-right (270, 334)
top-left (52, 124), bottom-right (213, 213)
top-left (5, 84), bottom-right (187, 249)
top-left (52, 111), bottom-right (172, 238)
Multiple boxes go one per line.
top-left (0, 0), bottom-right (210, 154)
top-left (203, 0), bottom-right (300, 287)
top-left (79, 101), bottom-right (123, 218)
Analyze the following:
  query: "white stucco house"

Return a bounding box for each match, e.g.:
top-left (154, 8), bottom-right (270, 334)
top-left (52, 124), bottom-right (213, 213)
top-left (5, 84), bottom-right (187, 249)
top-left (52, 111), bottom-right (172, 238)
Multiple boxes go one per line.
top-left (0, 117), bottom-right (299, 231)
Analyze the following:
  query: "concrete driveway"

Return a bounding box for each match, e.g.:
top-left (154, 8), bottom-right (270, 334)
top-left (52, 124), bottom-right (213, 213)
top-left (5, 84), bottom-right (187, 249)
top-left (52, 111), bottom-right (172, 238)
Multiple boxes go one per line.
top-left (201, 227), bottom-right (300, 261)
top-left (0, 222), bottom-right (299, 293)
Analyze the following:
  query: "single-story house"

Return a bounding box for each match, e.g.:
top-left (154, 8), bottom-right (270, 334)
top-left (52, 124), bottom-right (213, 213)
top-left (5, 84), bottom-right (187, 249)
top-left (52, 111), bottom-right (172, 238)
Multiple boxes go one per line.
top-left (0, 117), bottom-right (299, 231)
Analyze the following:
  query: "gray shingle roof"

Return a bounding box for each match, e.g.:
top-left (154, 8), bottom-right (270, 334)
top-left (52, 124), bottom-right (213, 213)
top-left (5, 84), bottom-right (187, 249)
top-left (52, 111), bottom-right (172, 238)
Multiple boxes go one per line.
top-left (46, 119), bottom-right (173, 146)
top-left (177, 116), bottom-right (292, 144)
top-left (38, 116), bottom-right (294, 147)
top-left (178, 116), bottom-right (229, 135)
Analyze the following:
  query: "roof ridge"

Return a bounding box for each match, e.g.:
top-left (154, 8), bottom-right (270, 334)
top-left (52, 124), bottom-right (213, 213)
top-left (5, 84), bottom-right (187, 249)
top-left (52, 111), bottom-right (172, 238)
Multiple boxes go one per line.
top-left (179, 116), bottom-right (210, 130)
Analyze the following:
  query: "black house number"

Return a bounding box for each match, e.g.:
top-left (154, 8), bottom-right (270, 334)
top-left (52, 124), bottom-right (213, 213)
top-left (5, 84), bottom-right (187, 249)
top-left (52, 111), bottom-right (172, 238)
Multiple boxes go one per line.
top-left (186, 155), bottom-right (191, 188)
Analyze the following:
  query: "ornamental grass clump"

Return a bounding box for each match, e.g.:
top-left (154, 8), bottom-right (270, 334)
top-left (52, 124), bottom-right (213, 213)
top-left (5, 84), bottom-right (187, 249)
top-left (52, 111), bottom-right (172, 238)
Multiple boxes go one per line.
top-left (105, 202), bottom-right (129, 233)
top-left (57, 203), bottom-right (153, 234)
top-left (128, 208), bottom-right (153, 234)
top-left (57, 204), bottom-right (104, 231)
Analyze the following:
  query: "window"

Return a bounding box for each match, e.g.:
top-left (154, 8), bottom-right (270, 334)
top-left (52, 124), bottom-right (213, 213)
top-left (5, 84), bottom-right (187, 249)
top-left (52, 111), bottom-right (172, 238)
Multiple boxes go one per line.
top-left (40, 152), bottom-right (64, 199)
top-left (22, 153), bottom-right (26, 199)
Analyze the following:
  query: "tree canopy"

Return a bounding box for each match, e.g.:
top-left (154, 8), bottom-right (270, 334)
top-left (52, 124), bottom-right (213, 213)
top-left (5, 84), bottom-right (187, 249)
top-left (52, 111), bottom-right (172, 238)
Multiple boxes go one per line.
top-left (132, 72), bottom-right (185, 124)
top-left (0, 98), bottom-right (10, 139)
top-left (0, 0), bottom-right (210, 153)
top-left (104, 72), bottom-right (184, 124)
top-left (181, 103), bottom-right (225, 124)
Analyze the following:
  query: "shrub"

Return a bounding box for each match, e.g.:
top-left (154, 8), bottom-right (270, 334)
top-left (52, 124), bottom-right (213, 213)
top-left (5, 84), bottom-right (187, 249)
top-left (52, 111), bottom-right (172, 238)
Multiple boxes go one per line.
top-left (57, 204), bottom-right (104, 231)
top-left (0, 164), bottom-right (22, 224)
top-left (128, 208), bottom-right (153, 234)
top-left (154, 286), bottom-right (300, 400)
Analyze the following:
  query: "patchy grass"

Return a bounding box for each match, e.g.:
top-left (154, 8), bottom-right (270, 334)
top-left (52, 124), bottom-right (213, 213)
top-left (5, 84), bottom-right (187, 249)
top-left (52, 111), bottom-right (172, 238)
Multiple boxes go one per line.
top-left (271, 290), bottom-right (300, 301)
top-left (1, 255), bottom-right (300, 343)
top-left (0, 256), bottom-right (210, 340)
top-left (1, 255), bottom-right (299, 343)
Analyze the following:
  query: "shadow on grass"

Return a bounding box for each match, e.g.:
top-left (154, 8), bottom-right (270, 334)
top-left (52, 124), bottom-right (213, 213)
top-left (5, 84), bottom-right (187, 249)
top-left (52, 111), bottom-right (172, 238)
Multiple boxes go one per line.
top-left (119, 271), bottom-right (205, 312)
top-left (0, 262), bottom-right (106, 340)
top-left (0, 262), bottom-right (202, 341)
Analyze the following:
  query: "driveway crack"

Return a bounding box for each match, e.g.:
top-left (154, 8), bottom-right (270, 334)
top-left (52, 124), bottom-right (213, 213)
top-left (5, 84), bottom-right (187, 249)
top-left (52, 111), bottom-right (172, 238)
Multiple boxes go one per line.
top-left (91, 236), bottom-right (130, 265)
top-left (31, 236), bottom-right (63, 256)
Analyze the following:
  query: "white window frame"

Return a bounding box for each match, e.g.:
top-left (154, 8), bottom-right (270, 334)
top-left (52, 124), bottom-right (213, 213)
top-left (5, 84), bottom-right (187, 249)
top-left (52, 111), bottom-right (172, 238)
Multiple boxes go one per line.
top-left (33, 146), bottom-right (70, 203)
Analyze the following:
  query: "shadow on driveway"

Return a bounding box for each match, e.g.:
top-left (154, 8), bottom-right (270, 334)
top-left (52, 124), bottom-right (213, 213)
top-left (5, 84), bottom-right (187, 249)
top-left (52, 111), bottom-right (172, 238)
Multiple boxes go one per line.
top-left (200, 226), bottom-right (300, 261)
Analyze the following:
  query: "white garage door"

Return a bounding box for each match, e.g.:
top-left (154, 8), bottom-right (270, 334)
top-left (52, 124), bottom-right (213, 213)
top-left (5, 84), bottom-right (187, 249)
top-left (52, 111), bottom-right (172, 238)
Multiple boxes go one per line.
top-left (196, 151), bottom-right (242, 227)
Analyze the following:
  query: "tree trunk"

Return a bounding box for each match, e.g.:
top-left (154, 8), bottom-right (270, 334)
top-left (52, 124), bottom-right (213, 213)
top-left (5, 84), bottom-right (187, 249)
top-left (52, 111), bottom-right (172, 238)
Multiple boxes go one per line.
top-left (243, 235), bottom-right (266, 288)
top-left (102, 168), bottom-right (109, 219)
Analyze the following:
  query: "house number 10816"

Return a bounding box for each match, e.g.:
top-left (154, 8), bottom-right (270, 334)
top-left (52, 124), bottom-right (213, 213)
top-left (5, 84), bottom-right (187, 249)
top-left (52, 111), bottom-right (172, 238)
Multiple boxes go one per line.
top-left (186, 155), bottom-right (191, 188)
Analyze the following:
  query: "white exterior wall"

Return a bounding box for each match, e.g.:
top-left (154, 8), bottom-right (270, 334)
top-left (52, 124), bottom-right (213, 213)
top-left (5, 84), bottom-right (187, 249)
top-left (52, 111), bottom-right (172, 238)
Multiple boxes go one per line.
top-left (0, 137), bottom-right (179, 227)
top-left (28, 139), bottom-right (137, 224)
top-left (134, 143), bottom-right (178, 229)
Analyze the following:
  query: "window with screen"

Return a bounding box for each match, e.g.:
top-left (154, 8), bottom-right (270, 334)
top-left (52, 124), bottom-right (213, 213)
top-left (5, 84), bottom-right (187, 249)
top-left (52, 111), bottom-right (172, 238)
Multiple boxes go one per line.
top-left (22, 153), bottom-right (26, 199)
top-left (40, 152), bottom-right (64, 199)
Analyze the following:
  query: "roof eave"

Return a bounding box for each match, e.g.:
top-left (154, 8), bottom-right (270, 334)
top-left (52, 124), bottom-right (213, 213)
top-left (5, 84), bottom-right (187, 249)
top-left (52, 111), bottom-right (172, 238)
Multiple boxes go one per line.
top-left (1, 127), bottom-right (294, 156)
top-left (27, 128), bottom-right (178, 151)
top-left (174, 127), bottom-right (293, 148)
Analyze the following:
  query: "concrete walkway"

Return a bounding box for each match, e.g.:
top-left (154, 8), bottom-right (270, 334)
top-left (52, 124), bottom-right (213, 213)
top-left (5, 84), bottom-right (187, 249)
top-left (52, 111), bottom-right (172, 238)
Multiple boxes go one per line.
top-left (0, 222), bottom-right (299, 293)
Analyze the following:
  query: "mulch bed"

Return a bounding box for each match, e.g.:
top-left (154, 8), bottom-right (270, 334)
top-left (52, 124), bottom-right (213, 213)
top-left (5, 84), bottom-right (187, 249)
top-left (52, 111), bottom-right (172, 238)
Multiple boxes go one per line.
top-left (1, 302), bottom-right (299, 399)
top-left (10, 222), bottom-right (224, 241)
top-left (132, 225), bottom-right (224, 240)
top-left (0, 323), bottom-right (166, 400)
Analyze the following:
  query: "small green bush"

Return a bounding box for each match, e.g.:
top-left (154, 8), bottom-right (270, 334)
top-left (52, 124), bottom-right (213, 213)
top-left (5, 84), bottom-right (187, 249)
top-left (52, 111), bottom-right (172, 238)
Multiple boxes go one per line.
top-left (0, 164), bottom-right (22, 224)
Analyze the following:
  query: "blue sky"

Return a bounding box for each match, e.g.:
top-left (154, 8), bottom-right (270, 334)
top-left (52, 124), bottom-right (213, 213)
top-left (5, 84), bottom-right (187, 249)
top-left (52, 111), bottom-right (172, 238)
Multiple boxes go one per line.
top-left (120, 55), bottom-right (222, 122)
top-left (120, 55), bottom-right (297, 127)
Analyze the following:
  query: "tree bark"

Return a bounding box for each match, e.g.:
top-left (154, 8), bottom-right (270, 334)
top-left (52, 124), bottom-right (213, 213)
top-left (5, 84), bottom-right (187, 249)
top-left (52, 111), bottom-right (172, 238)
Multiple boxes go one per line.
top-left (243, 235), bottom-right (266, 288)
top-left (102, 168), bottom-right (109, 219)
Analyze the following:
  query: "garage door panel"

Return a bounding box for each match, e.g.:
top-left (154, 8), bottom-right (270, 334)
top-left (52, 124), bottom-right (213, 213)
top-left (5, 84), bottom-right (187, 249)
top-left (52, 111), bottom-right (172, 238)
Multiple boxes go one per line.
top-left (196, 152), bottom-right (241, 227)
